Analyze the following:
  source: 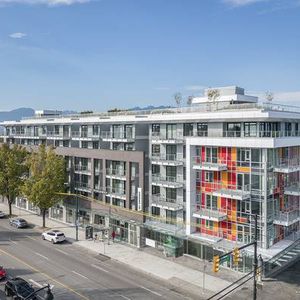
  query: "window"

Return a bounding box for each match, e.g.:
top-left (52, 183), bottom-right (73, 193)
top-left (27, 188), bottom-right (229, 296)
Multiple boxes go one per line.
top-left (152, 144), bottom-right (160, 155)
top-left (237, 173), bottom-right (250, 190)
top-left (244, 122), bottom-right (257, 137)
top-left (205, 220), bottom-right (214, 230)
top-left (152, 206), bottom-right (160, 216)
top-left (124, 143), bottom-right (134, 151)
top-left (152, 124), bottom-right (160, 133)
top-left (152, 185), bottom-right (160, 195)
top-left (152, 164), bottom-right (160, 175)
top-left (124, 125), bottom-right (134, 139)
top-left (197, 123), bottom-right (208, 136)
top-left (166, 166), bottom-right (176, 179)
top-left (226, 123), bottom-right (241, 137)
top-left (166, 188), bottom-right (176, 202)
top-left (81, 141), bottom-right (88, 149)
top-left (93, 125), bottom-right (99, 136)
top-left (166, 124), bottom-right (176, 139)
top-left (237, 148), bottom-right (251, 166)
top-left (183, 123), bottom-right (193, 136)
top-left (93, 141), bottom-right (99, 149)
top-left (94, 214), bottom-right (105, 225)
top-left (259, 122), bottom-right (280, 137)
top-left (205, 194), bottom-right (217, 209)
top-left (285, 122), bottom-right (292, 137)
top-left (206, 147), bottom-right (218, 163)
top-left (166, 210), bottom-right (176, 225)
top-left (166, 145), bottom-right (176, 160)
top-left (81, 125), bottom-right (88, 138)
top-left (205, 171), bottom-right (214, 183)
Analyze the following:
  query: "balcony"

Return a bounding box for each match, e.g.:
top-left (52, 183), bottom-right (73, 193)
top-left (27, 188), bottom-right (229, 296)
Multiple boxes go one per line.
top-left (106, 186), bottom-right (126, 199)
top-left (101, 131), bottom-right (135, 142)
top-left (9, 132), bottom-right (40, 139)
top-left (74, 165), bottom-right (91, 174)
top-left (151, 132), bottom-right (183, 144)
top-left (152, 175), bottom-right (184, 188)
top-left (192, 156), bottom-right (227, 171)
top-left (284, 183), bottom-right (300, 196)
top-left (71, 131), bottom-right (100, 141)
top-left (151, 153), bottom-right (184, 166)
top-left (273, 210), bottom-right (300, 226)
top-left (151, 194), bottom-right (184, 211)
top-left (274, 158), bottom-right (300, 174)
top-left (46, 131), bottom-right (70, 140)
top-left (74, 182), bottom-right (92, 192)
top-left (106, 168), bottom-right (126, 179)
top-left (193, 207), bottom-right (227, 222)
top-left (201, 182), bottom-right (251, 201)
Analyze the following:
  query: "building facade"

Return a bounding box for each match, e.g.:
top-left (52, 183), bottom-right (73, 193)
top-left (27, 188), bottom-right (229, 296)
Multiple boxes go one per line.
top-left (1, 86), bottom-right (299, 271)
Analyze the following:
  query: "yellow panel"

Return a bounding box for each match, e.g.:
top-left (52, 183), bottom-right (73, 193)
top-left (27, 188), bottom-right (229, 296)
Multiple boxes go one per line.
top-left (231, 147), bottom-right (237, 161)
top-left (236, 166), bottom-right (250, 173)
top-left (221, 171), bottom-right (227, 183)
top-left (217, 196), bottom-right (221, 209)
top-left (231, 211), bottom-right (237, 220)
top-left (213, 221), bottom-right (218, 231)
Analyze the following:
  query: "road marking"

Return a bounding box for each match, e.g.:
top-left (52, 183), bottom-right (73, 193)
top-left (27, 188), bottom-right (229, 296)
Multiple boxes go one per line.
top-left (26, 235), bottom-right (36, 241)
top-left (72, 270), bottom-right (90, 280)
top-left (34, 252), bottom-right (49, 261)
top-left (29, 279), bottom-right (43, 288)
top-left (9, 239), bottom-right (18, 245)
top-left (0, 248), bottom-right (89, 300)
top-left (140, 286), bottom-right (162, 297)
top-left (120, 295), bottom-right (131, 300)
top-left (90, 263), bottom-right (109, 273)
top-left (54, 248), bottom-right (69, 256)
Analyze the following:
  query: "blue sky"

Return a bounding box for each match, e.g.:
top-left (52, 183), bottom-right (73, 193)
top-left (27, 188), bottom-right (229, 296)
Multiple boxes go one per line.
top-left (0, 0), bottom-right (300, 111)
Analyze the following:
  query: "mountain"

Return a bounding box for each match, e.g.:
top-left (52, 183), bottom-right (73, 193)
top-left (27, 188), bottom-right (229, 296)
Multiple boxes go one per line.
top-left (0, 108), bottom-right (35, 122)
top-left (129, 105), bottom-right (173, 111)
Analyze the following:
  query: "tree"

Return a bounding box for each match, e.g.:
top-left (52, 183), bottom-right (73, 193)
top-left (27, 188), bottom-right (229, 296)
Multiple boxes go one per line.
top-left (265, 91), bottom-right (274, 102)
top-left (187, 95), bottom-right (194, 106)
top-left (174, 92), bottom-right (182, 107)
top-left (0, 144), bottom-right (28, 216)
top-left (23, 145), bottom-right (66, 227)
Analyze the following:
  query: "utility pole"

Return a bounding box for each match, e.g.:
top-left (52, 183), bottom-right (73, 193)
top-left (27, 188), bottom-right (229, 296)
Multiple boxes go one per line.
top-left (253, 214), bottom-right (258, 300)
top-left (75, 193), bottom-right (79, 242)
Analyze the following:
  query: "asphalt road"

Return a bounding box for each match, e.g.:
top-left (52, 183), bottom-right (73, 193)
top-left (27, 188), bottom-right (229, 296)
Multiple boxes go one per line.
top-left (0, 218), bottom-right (196, 300)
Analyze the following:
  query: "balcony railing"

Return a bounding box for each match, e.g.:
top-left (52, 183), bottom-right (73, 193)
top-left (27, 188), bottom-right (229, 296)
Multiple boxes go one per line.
top-left (151, 153), bottom-right (184, 162)
top-left (192, 156), bottom-right (228, 171)
top-left (74, 181), bottom-right (91, 191)
top-left (74, 165), bottom-right (91, 173)
top-left (198, 181), bottom-right (251, 200)
top-left (152, 174), bottom-right (184, 187)
top-left (284, 183), bottom-right (300, 196)
top-left (274, 158), bottom-right (300, 173)
top-left (151, 131), bottom-right (183, 142)
top-left (106, 168), bottom-right (126, 177)
top-left (273, 210), bottom-right (300, 226)
top-left (106, 186), bottom-right (126, 197)
top-left (101, 131), bottom-right (134, 140)
top-left (193, 207), bottom-right (227, 222)
top-left (151, 194), bottom-right (184, 211)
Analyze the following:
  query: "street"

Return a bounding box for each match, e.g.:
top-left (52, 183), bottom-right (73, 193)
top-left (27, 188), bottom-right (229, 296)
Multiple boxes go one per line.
top-left (0, 218), bottom-right (195, 300)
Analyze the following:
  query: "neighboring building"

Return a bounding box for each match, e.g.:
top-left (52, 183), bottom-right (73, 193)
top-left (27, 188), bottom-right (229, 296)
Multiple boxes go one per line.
top-left (1, 86), bottom-right (300, 272)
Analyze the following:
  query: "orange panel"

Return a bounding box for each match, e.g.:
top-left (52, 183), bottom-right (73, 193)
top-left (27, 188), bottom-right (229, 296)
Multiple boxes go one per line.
top-left (236, 166), bottom-right (250, 173)
top-left (231, 147), bottom-right (237, 161)
top-left (217, 196), bottom-right (221, 209)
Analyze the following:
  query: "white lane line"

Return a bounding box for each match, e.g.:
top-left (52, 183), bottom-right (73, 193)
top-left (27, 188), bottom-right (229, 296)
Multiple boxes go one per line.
top-left (34, 252), bottom-right (49, 260)
top-left (54, 248), bottom-right (69, 256)
top-left (10, 239), bottom-right (18, 245)
top-left (72, 270), bottom-right (89, 280)
top-left (90, 263), bottom-right (109, 273)
top-left (140, 286), bottom-right (162, 297)
top-left (120, 295), bottom-right (131, 300)
top-left (26, 235), bottom-right (36, 241)
top-left (29, 279), bottom-right (43, 288)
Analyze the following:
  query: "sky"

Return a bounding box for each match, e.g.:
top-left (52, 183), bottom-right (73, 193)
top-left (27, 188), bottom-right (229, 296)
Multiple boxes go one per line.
top-left (0, 0), bottom-right (300, 112)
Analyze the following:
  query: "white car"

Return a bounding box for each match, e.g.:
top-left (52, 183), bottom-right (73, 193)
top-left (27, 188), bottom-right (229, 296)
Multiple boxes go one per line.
top-left (42, 230), bottom-right (66, 244)
top-left (0, 211), bottom-right (6, 218)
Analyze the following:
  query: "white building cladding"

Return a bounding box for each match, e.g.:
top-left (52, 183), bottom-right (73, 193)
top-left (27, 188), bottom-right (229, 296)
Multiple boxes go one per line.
top-left (1, 86), bottom-right (300, 271)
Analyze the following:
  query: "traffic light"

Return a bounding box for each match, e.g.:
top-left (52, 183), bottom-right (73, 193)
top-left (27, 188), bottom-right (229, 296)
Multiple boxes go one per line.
top-left (232, 247), bottom-right (240, 265)
top-left (213, 255), bottom-right (220, 273)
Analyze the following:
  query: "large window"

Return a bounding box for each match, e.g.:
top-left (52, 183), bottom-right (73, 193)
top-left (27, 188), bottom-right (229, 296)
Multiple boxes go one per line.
top-left (237, 148), bottom-right (251, 166)
top-left (166, 124), bottom-right (176, 139)
top-left (244, 122), bottom-right (257, 137)
top-left (183, 123), bottom-right (193, 136)
top-left (205, 194), bottom-right (217, 209)
top-left (197, 123), bottom-right (208, 136)
top-left (166, 166), bottom-right (177, 179)
top-left (206, 147), bottom-right (218, 163)
top-left (166, 188), bottom-right (176, 202)
top-left (166, 210), bottom-right (176, 225)
top-left (226, 123), bottom-right (241, 137)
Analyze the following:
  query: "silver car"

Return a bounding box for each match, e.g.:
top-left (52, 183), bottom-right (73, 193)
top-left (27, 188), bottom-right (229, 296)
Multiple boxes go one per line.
top-left (9, 218), bottom-right (28, 228)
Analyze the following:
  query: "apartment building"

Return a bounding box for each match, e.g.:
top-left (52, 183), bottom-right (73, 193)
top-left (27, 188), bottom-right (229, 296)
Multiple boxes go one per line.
top-left (1, 86), bottom-right (299, 271)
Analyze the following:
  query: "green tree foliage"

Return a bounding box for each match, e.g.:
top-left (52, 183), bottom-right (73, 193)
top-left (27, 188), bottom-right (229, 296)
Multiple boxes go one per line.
top-left (0, 144), bottom-right (28, 216)
top-left (23, 145), bottom-right (66, 227)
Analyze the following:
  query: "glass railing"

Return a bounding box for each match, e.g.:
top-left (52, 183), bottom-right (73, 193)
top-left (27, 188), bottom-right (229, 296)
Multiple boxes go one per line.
top-left (101, 131), bottom-right (134, 139)
top-left (274, 210), bottom-right (300, 224)
top-left (151, 131), bottom-right (183, 140)
top-left (74, 165), bottom-right (91, 172)
top-left (151, 153), bottom-right (184, 161)
top-left (74, 181), bottom-right (91, 190)
top-left (106, 168), bottom-right (126, 176)
top-left (152, 174), bottom-right (184, 184)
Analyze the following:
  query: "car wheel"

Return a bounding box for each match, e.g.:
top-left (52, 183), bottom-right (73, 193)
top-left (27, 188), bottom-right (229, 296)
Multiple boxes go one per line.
top-left (52, 239), bottom-right (55, 244)
top-left (5, 287), bottom-right (10, 296)
top-left (42, 235), bottom-right (45, 240)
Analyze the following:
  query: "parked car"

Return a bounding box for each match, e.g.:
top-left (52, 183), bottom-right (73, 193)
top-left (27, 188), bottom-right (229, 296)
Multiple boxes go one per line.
top-left (9, 218), bottom-right (28, 228)
top-left (0, 266), bottom-right (6, 280)
top-left (4, 277), bottom-right (36, 299)
top-left (42, 230), bottom-right (66, 244)
top-left (0, 211), bottom-right (6, 218)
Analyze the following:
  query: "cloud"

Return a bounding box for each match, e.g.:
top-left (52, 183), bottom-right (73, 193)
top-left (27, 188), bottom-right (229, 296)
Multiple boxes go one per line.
top-left (9, 32), bottom-right (27, 39)
top-left (0, 0), bottom-right (91, 6)
top-left (223, 0), bottom-right (267, 7)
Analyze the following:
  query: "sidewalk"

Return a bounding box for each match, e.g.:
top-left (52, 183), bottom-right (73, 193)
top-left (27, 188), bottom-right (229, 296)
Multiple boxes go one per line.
top-left (0, 203), bottom-right (232, 295)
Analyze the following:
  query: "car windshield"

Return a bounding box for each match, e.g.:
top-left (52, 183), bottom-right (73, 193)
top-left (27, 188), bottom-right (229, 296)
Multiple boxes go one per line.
top-left (18, 219), bottom-right (26, 222)
top-left (57, 233), bottom-right (64, 236)
top-left (16, 282), bottom-right (34, 296)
